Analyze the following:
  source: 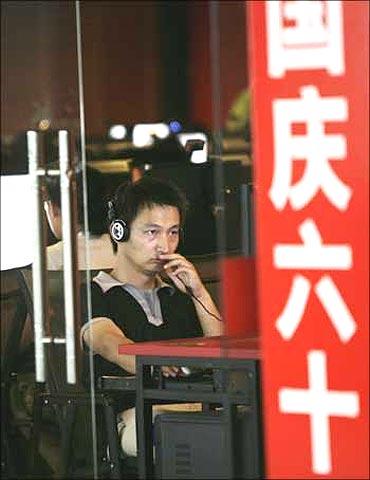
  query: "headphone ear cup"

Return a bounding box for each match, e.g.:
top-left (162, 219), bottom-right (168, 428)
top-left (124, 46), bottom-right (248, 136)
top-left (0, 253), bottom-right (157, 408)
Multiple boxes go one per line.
top-left (109, 219), bottom-right (129, 242)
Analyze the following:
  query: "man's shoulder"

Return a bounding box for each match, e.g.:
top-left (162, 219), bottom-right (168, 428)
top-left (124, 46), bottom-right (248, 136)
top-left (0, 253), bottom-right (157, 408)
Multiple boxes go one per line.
top-left (91, 270), bottom-right (115, 291)
top-left (89, 274), bottom-right (134, 303)
top-left (86, 272), bottom-right (113, 301)
top-left (46, 241), bottom-right (63, 270)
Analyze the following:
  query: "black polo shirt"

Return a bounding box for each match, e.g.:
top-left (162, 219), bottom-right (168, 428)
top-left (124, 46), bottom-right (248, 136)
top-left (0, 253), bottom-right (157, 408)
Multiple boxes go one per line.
top-left (82, 272), bottom-right (203, 388)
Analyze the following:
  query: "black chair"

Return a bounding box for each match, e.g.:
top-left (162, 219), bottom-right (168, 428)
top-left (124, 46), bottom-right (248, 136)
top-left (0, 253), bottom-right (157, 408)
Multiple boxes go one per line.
top-left (1, 266), bottom-right (48, 478)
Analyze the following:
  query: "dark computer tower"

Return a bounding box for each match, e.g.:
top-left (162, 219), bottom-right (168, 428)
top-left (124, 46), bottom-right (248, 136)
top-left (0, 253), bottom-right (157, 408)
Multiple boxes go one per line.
top-left (154, 409), bottom-right (263, 479)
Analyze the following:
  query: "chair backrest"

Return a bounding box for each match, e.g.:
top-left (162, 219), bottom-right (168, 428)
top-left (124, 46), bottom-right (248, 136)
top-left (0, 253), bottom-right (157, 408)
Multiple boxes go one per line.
top-left (0, 267), bottom-right (76, 394)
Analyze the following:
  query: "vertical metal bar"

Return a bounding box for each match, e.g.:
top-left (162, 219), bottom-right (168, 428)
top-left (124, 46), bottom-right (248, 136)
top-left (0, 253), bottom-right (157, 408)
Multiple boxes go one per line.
top-left (27, 130), bottom-right (47, 383)
top-left (59, 130), bottom-right (79, 384)
top-left (241, 183), bottom-right (254, 257)
top-left (75, 1), bottom-right (99, 476)
top-left (136, 358), bottom-right (148, 479)
top-left (209, 1), bottom-right (227, 258)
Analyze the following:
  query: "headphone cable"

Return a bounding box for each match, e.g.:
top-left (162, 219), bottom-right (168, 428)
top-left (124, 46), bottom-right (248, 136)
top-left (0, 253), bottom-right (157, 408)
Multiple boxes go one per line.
top-left (177, 276), bottom-right (222, 323)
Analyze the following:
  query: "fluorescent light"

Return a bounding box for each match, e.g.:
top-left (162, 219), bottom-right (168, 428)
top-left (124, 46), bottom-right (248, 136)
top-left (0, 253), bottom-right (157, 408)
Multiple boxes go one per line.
top-left (132, 123), bottom-right (170, 148)
top-left (108, 124), bottom-right (127, 140)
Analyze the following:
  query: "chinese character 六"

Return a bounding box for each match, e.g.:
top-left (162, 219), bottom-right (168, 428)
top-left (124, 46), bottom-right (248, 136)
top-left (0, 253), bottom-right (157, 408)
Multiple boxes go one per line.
top-left (269, 85), bottom-right (351, 211)
top-left (279, 350), bottom-right (359, 474)
top-left (266, 0), bottom-right (345, 77)
top-left (274, 218), bottom-right (356, 343)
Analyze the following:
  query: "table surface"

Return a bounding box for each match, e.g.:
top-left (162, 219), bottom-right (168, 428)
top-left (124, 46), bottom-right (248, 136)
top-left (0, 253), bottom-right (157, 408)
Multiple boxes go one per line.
top-left (118, 335), bottom-right (260, 359)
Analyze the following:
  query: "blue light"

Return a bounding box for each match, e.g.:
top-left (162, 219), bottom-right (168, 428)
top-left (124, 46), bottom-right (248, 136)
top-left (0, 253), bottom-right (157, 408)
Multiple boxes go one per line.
top-left (169, 120), bottom-right (182, 134)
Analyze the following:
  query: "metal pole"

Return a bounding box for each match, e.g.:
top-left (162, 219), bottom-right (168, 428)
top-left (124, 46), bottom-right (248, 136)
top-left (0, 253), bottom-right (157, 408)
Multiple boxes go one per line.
top-left (241, 183), bottom-right (254, 257)
top-left (59, 130), bottom-right (80, 384)
top-left (27, 130), bottom-right (48, 383)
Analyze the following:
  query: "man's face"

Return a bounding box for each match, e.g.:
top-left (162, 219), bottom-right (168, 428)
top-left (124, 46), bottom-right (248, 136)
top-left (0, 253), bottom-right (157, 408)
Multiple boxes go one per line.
top-left (119, 205), bottom-right (181, 277)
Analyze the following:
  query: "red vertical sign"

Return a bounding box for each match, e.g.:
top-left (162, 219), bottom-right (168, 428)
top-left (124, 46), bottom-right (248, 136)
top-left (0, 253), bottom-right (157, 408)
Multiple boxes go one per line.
top-left (248, 1), bottom-right (369, 478)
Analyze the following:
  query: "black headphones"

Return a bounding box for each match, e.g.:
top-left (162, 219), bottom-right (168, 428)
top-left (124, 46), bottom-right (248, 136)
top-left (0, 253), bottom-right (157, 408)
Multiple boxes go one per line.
top-left (108, 200), bottom-right (130, 242)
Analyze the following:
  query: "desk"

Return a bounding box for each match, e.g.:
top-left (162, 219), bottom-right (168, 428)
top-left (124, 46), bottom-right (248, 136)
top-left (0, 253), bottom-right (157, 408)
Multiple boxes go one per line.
top-left (119, 335), bottom-right (263, 479)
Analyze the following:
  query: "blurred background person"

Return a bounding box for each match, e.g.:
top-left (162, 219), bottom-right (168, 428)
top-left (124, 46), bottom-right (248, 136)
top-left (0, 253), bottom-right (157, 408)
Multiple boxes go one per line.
top-left (43, 164), bottom-right (116, 270)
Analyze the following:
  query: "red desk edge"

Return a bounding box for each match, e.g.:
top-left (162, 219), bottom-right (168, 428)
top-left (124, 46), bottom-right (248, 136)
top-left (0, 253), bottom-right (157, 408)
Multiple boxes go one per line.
top-left (118, 335), bottom-right (261, 360)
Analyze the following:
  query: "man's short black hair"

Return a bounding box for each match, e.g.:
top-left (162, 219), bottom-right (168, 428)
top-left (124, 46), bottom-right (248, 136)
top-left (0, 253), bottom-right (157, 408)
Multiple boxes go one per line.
top-left (109, 176), bottom-right (188, 250)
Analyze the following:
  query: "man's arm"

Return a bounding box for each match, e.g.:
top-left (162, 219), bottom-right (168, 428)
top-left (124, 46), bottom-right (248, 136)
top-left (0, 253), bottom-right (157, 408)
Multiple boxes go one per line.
top-left (190, 285), bottom-right (223, 337)
top-left (83, 318), bottom-right (182, 378)
top-left (160, 253), bottom-right (223, 337)
top-left (82, 318), bottom-right (136, 374)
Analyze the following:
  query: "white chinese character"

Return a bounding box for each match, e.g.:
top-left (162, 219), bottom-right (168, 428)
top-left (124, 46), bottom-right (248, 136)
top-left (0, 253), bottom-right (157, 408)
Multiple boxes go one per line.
top-left (275, 273), bottom-right (356, 342)
top-left (274, 218), bottom-right (352, 270)
top-left (279, 350), bottom-right (359, 474)
top-left (269, 86), bottom-right (351, 211)
top-left (274, 218), bottom-right (355, 341)
top-left (266, 0), bottom-right (345, 77)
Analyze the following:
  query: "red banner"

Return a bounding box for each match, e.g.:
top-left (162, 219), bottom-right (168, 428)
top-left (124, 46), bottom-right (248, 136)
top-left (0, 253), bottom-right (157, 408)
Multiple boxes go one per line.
top-left (248, 1), bottom-right (369, 478)
top-left (221, 257), bottom-right (258, 337)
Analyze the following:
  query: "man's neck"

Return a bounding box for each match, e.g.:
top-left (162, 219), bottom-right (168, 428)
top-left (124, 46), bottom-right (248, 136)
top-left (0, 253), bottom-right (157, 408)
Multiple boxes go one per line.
top-left (110, 264), bottom-right (156, 290)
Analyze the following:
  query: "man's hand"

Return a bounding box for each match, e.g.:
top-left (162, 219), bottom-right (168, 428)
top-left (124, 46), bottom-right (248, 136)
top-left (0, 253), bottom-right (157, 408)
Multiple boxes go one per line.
top-left (161, 366), bottom-right (180, 378)
top-left (159, 253), bottom-right (204, 298)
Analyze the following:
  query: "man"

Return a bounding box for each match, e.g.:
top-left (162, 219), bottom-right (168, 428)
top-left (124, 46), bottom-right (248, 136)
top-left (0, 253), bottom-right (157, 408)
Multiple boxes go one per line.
top-left (81, 176), bottom-right (222, 456)
top-left (43, 165), bottom-right (116, 270)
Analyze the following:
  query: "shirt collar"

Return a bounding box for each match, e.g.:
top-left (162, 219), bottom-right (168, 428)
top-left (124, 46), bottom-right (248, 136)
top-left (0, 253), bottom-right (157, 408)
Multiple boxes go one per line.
top-left (93, 270), bottom-right (175, 295)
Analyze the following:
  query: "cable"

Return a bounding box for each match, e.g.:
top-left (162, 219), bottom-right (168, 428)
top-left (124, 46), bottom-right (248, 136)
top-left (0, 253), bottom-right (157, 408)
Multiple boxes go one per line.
top-left (191, 293), bottom-right (223, 323)
top-left (177, 276), bottom-right (223, 323)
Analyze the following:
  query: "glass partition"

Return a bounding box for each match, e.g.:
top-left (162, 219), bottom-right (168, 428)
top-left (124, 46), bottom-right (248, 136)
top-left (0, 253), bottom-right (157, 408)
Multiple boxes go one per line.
top-left (2, 1), bottom-right (256, 477)
top-left (77, 0), bottom-right (255, 465)
top-left (207, 1), bottom-right (256, 357)
top-left (77, 0), bottom-right (232, 470)
top-left (1, 1), bottom-right (100, 476)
